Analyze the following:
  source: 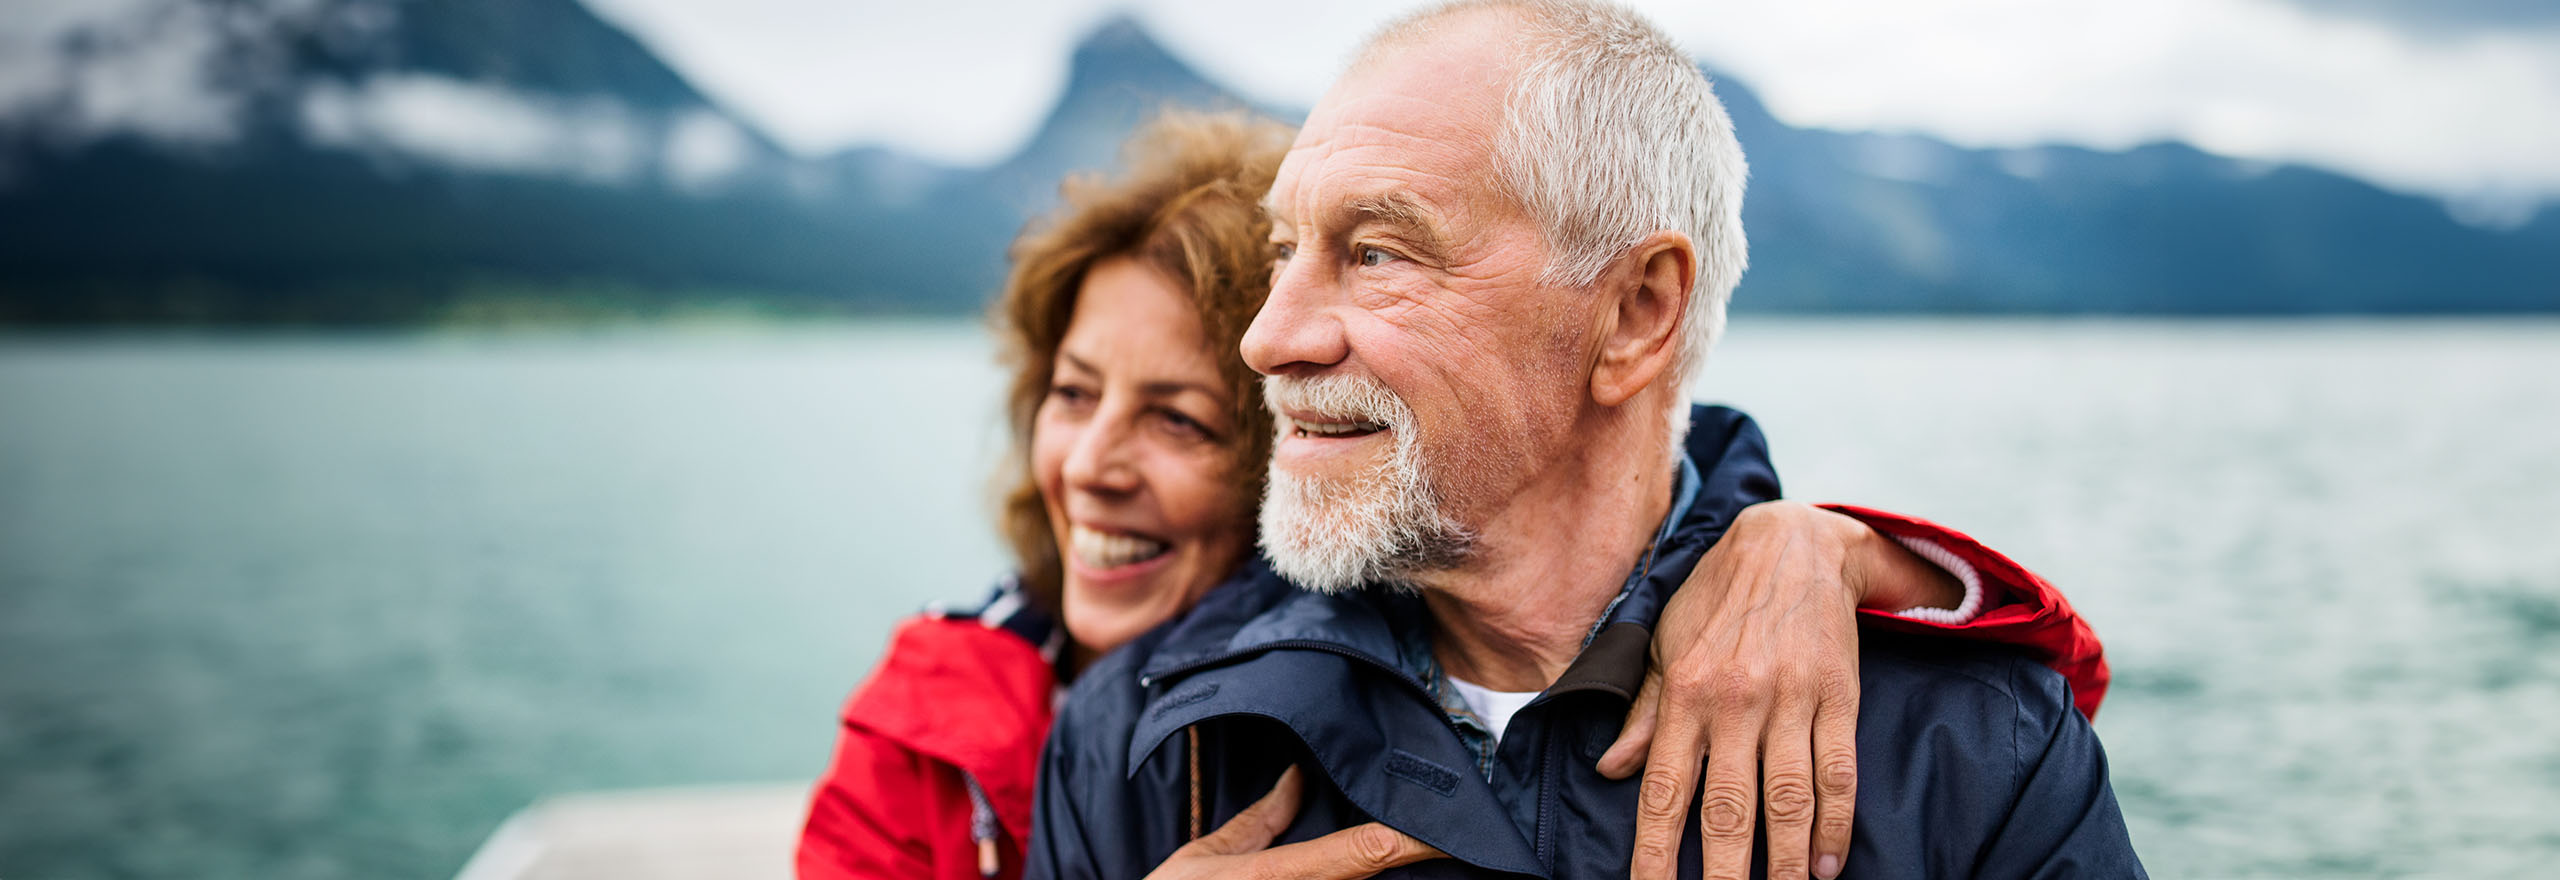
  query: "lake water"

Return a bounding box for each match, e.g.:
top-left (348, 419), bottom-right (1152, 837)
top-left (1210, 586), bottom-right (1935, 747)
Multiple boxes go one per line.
top-left (2, 320), bottom-right (2555, 878)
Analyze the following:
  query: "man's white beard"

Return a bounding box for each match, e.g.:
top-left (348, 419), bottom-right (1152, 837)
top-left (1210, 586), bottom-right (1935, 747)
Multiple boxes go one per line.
top-left (1259, 372), bottom-right (1474, 593)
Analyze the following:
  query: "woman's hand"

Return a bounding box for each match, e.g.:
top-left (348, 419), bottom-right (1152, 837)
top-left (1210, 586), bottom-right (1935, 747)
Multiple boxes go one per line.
top-left (1143, 765), bottom-right (1446, 880)
top-left (1597, 500), bottom-right (1959, 880)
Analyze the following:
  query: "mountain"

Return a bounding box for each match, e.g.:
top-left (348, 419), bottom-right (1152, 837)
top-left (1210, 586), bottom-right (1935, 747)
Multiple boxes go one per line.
top-left (0, 0), bottom-right (892, 321)
top-left (1715, 81), bottom-right (2560, 313)
top-left (979, 14), bottom-right (1278, 212)
top-left (0, 3), bottom-right (2551, 323)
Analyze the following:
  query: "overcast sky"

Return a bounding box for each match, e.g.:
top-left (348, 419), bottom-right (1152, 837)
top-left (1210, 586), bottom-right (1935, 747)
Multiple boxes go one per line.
top-left (577, 0), bottom-right (2560, 220)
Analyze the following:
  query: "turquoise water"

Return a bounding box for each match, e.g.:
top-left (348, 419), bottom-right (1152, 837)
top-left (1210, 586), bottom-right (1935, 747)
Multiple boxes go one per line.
top-left (2, 321), bottom-right (2556, 877)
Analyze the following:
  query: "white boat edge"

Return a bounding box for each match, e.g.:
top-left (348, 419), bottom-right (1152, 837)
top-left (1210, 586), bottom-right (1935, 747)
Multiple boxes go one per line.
top-left (452, 783), bottom-right (811, 880)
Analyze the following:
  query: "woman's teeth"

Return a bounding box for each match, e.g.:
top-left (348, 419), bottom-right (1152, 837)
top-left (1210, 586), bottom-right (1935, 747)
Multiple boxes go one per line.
top-left (1072, 525), bottom-right (1170, 569)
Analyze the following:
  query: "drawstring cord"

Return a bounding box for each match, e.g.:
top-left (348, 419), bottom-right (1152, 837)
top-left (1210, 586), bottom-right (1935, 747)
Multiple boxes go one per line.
top-left (963, 772), bottom-right (1000, 878)
top-left (1186, 724), bottom-right (1204, 841)
top-left (955, 727), bottom-right (1195, 878)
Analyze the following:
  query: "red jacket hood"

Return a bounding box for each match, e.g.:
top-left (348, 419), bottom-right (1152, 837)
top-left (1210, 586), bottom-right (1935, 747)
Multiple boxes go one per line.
top-left (840, 614), bottom-right (1057, 844)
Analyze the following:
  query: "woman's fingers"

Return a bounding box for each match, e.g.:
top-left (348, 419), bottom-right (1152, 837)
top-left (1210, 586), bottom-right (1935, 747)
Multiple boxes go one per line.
top-left (1627, 675), bottom-right (1710, 880)
top-left (1759, 691), bottom-right (1819, 880)
top-left (1147, 767), bottom-right (1446, 880)
top-left (1189, 765), bottom-right (1304, 856)
top-left (1810, 660), bottom-right (1861, 880)
top-left (1695, 678), bottom-right (1770, 880)
top-left (1241, 822), bottom-right (1446, 880)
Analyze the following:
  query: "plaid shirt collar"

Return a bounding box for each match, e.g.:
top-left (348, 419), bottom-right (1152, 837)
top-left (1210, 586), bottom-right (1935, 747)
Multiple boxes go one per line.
top-left (1395, 455), bottom-right (1703, 777)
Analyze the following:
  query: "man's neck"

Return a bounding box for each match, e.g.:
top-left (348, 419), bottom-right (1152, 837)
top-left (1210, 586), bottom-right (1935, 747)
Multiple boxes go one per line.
top-left (1416, 403), bottom-right (1677, 693)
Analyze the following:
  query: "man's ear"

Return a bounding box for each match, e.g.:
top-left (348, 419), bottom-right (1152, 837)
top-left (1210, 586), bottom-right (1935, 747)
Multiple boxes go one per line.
top-left (1590, 230), bottom-right (1696, 408)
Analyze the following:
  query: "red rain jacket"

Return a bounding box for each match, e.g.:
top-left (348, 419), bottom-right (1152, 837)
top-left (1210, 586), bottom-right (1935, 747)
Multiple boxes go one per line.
top-left (799, 615), bottom-right (1053, 880)
top-left (796, 510), bottom-right (2110, 879)
top-left (1827, 504), bottom-right (2111, 718)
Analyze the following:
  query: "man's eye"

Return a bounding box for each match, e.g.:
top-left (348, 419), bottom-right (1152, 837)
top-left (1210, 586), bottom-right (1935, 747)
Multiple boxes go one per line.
top-left (1272, 242), bottom-right (1296, 264)
top-left (1357, 245), bottom-right (1394, 267)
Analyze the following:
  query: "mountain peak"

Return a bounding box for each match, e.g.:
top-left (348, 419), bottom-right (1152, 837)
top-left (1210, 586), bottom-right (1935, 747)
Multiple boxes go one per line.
top-left (981, 9), bottom-right (1265, 207)
top-left (1065, 11), bottom-right (1196, 87)
top-left (1075, 11), bottom-right (1157, 54)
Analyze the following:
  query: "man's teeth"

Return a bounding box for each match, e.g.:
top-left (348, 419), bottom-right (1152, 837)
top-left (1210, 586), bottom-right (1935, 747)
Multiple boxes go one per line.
top-left (1293, 418), bottom-right (1383, 436)
top-left (1072, 525), bottom-right (1170, 569)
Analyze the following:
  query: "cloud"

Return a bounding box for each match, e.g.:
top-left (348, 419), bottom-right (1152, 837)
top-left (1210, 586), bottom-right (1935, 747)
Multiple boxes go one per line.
top-left (1648, 0), bottom-right (2560, 208)
top-left (663, 109), bottom-right (750, 191)
top-left (299, 75), bottom-right (647, 183)
top-left (0, 0), bottom-right (253, 147)
top-left (1, 1), bottom-right (756, 192)
top-left (581, 0), bottom-right (1107, 163)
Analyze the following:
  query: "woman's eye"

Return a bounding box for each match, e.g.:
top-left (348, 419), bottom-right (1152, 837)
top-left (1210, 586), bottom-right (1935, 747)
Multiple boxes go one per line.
top-left (1271, 242), bottom-right (1296, 264)
top-left (1357, 245), bottom-right (1394, 268)
top-left (1048, 383), bottom-right (1093, 406)
top-left (1156, 408), bottom-right (1213, 440)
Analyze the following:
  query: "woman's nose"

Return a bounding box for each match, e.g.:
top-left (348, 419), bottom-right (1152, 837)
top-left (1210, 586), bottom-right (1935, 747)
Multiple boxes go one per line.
top-left (1060, 407), bottom-right (1141, 495)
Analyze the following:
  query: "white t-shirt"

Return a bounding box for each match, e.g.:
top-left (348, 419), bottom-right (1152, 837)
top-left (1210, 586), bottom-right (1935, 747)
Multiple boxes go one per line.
top-left (1443, 537), bottom-right (1976, 746)
top-left (1447, 676), bottom-right (1543, 748)
top-left (1441, 535), bottom-right (1986, 749)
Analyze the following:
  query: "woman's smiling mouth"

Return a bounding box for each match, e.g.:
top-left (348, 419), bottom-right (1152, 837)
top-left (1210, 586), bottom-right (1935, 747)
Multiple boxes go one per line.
top-left (1069, 524), bottom-right (1171, 570)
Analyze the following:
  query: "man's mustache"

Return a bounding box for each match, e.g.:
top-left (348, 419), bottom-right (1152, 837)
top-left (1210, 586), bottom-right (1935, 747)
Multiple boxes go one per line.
top-left (1262, 373), bottom-right (1412, 428)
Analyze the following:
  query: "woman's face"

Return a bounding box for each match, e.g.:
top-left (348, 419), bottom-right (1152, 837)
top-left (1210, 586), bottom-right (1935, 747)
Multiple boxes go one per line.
top-left (1035, 256), bottom-right (1254, 658)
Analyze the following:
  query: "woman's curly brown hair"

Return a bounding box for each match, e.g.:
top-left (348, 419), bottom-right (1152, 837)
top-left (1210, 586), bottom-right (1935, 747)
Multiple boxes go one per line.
top-left (992, 110), bottom-right (1293, 616)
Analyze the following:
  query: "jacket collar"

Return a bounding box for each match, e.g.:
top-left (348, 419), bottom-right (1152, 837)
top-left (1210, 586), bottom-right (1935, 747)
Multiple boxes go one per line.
top-left (1125, 406), bottom-right (1780, 875)
top-left (1543, 403), bottom-right (1783, 700)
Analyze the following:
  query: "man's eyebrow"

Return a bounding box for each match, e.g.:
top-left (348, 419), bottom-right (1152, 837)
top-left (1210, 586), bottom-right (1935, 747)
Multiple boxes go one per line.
top-left (1259, 190), bottom-right (1291, 230)
top-left (1342, 191), bottom-right (1452, 253)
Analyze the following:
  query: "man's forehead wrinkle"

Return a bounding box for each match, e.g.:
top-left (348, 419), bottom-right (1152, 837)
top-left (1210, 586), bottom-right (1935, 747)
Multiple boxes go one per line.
top-left (1302, 133), bottom-right (1485, 208)
top-left (1275, 158), bottom-right (1473, 240)
top-left (1267, 127), bottom-right (1353, 227)
top-left (1325, 96), bottom-right (1498, 150)
top-left (1278, 46), bottom-right (1507, 248)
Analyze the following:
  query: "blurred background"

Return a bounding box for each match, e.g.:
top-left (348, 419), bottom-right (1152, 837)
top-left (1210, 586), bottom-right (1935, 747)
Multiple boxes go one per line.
top-left (1, 0), bottom-right (2555, 877)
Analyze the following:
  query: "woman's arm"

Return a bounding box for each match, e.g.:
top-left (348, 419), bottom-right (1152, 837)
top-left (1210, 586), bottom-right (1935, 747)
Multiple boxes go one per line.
top-left (798, 723), bottom-right (949, 880)
top-left (1822, 503), bottom-right (2110, 716)
top-left (1603, 500), bottom-right (2110, 880)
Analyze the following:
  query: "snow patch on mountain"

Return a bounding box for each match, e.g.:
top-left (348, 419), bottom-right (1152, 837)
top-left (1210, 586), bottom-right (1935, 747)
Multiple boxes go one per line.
top-left (298, 75), bottom-right (641, 182)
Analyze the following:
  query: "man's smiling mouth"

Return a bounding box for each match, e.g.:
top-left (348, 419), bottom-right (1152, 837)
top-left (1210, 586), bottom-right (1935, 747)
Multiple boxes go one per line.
top-left (1286, 416), bottom-right (1387, 439)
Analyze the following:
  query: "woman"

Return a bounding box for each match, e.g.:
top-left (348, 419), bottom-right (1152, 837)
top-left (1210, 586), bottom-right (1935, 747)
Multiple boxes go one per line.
top-left (797, 111), bottom-right (2106, 880)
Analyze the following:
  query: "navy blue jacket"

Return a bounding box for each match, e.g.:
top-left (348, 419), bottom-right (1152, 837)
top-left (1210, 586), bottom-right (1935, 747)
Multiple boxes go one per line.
top-left (1028, 406), bottom-right (2144, 879)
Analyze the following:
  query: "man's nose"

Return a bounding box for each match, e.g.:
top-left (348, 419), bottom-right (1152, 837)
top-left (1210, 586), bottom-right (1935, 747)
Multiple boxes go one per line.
top-left (1241, 253), bottom-right (1350, 377)
top-left (1060, 407), bottom-right (1141, 495)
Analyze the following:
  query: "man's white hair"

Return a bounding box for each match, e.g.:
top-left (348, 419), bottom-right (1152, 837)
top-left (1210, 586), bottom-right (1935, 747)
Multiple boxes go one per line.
top-left (1357, 0), bottom-right (1748, 450)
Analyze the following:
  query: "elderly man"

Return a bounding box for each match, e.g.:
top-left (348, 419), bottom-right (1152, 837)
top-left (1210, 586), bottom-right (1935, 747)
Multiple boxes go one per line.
top-left (1028, 2), bottom-right (2144, 878)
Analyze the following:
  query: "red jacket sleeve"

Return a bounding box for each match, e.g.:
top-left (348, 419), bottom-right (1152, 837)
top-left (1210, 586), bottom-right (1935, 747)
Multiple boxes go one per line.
top-left (1823, 504), bottom-right (2111, 720)
top-left (797, 721), bottom-right (988, 880)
